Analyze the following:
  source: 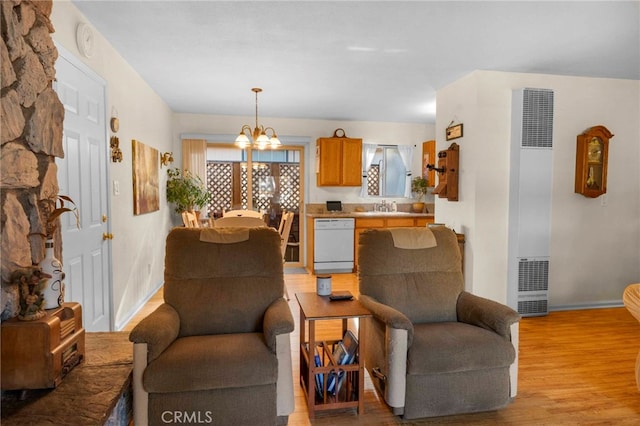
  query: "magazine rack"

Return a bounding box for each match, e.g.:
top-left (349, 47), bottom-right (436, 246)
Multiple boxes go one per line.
top-left (295, 292), bottom-right (372, 417)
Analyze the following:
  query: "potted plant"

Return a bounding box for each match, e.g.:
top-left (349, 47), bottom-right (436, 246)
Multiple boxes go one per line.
top-left (411, 176), bottom-right (429, 213)
top-left (166, 168), bottom-right (212, 214)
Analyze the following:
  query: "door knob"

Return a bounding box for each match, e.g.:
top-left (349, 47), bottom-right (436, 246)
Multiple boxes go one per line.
top-left (102, 233), bottom-right (114, 240)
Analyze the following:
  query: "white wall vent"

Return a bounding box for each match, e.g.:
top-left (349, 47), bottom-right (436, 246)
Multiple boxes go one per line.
top-left (507, 88), bottom-right (554, 317)
top-left (516, 258), bottom-right (550, 316)
top-left (521, 89), bottom-right (554, 148)
top-left (518, 258), bottom-right (549, 292)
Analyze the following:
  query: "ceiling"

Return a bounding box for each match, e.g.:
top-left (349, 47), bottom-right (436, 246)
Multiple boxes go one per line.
top-left (71, 1), bottom-right (639, 124)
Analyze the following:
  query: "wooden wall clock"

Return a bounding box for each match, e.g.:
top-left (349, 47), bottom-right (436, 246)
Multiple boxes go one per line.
top-left (575, 125), bottom-right (613, 198)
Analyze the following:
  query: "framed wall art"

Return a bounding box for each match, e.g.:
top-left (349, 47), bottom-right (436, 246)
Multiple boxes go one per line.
top-left (446, 123), bottom-right (463, 141)
top-left (132, 139), bottom-right (160, 215)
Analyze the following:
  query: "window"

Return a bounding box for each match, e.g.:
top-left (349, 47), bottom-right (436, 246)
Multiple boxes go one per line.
top-left (366, 146), bottom-right (406, 197)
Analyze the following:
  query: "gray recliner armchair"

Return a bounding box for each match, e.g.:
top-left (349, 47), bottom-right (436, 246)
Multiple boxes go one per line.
top-left (129, 227), bottom-right (295, 425)
top-left (358, 226), bottom-right (520, 419)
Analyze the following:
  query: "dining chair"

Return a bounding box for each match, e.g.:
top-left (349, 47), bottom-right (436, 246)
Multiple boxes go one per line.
top-left (277, 209), bottom-right (287, 234)
top-left (278, 210), bottom-right (300, 264)
top-left (278, 211), bottom-right (294, 259)
top-left (223, 209), bottom-right (264, 219)
top-left (277, 210), bottom-right (295, 301)
top-left (181, 210), bottom-right (200, 228)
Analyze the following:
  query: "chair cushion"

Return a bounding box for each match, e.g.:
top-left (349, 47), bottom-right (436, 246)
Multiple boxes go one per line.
top-left (407, 322), bottom-right (515, 375)
top-left (143, 333), bottom-right (277, 393)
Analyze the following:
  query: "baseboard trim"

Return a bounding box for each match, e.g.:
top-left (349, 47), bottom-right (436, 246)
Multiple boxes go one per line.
top-left (550, 300), bottom-right (624, 312)
top-left (115, 280), bottom-right (164, 331)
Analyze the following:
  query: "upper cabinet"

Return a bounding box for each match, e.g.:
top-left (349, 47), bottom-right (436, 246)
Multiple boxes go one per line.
top-left (422, 140), bottom-right (436, 187)
top-left (575, 125), bottom-right (613, 198)
top-left (316, 130), bottom-right (362, 186)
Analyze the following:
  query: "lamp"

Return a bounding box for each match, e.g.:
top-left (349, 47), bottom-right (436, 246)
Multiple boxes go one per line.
top-left (160, 152), bottom-right (174, 167)
top-left (235, 88), bottom-right (281, 150)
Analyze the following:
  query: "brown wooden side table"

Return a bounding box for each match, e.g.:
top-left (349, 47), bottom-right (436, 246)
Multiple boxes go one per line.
top-left (295, 292), bottom-right (372, 417)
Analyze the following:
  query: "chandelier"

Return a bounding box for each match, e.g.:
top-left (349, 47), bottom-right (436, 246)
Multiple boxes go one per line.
top-left (235, 88), bottom-right (281, 150)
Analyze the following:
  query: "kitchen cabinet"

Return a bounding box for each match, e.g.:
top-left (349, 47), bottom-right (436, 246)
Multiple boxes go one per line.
top-left (422, 140), bottom-right (436, 187)
top-left (316, 132), bottom-right (362, 186)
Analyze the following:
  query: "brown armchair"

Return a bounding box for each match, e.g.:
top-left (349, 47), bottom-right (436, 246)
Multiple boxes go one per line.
top-left (358, 226), bottom-right (520, 419)
top-left (129, 227), bottom-right (295, 425)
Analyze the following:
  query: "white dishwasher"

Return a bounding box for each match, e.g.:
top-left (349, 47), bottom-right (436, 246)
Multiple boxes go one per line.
top-left (314, 218), bottom-right (355, 273)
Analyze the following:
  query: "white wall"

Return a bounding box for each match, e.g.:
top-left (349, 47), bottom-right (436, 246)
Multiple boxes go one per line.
top-left (51, 1), bottom-right (173, 329)
top-left (172, 114), bottom-right (434, 205)
top-left (436, 70), bottom-right (640, 308)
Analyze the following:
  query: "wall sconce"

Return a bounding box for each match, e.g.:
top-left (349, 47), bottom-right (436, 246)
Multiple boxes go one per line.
top-left (110, 136), bottom-right (123, 162)
top-left (160, 152), bottom-right (174, 167)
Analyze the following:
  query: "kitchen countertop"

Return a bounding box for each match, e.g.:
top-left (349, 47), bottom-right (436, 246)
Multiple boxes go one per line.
top-left (306, 211), bottom-right (434, 218)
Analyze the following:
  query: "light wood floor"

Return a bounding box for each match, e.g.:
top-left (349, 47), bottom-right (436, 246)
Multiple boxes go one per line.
top-left (124, 273), bottom-right (640, 425)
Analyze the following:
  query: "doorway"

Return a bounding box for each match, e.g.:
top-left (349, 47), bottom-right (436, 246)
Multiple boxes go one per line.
top-left (54, 45), bottom-right (112, 331)
top-left (205, 144), bottom-right (304, 267)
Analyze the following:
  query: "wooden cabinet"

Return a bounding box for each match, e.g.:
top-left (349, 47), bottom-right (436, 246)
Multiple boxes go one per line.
top-left (354, 216), bottom-right (434, 269)
top-left (575, 125), bottom-right (613, 198)
top-left (422, 140), bottom-right (436, 186)
top-left (316, 134), bottom-right (362, 186)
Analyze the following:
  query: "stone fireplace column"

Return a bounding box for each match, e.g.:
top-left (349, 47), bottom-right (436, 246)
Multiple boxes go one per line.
top-left (1, 0), bottom-right (65, 320)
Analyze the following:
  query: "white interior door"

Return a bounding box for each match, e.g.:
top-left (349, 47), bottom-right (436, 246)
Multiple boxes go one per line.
top-left (54, 46), bottom-right (112, 331)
